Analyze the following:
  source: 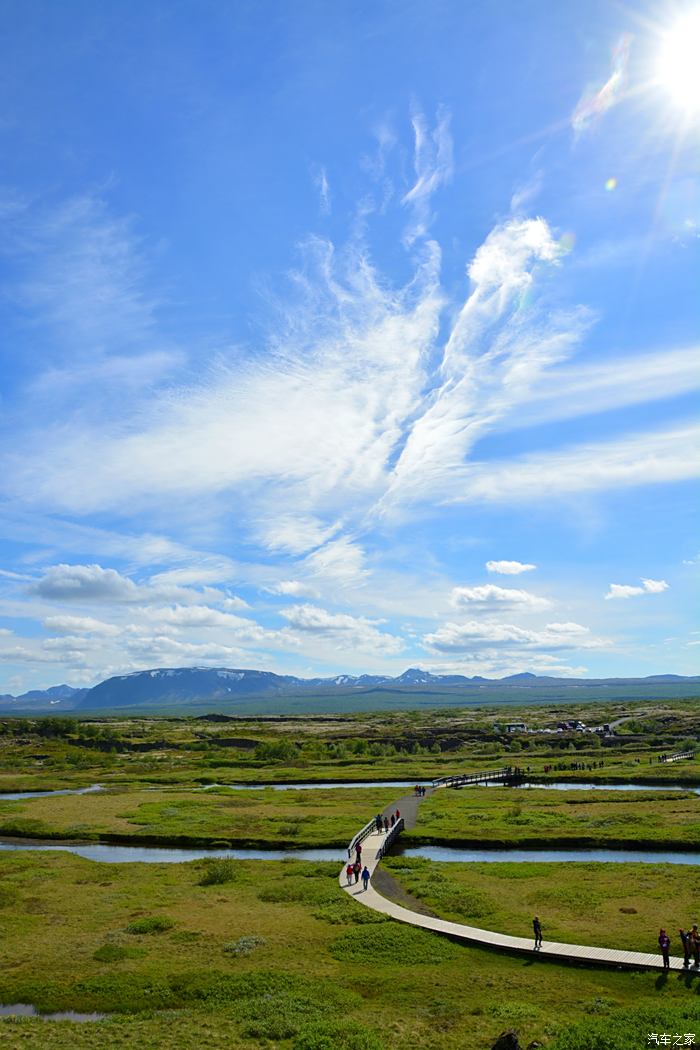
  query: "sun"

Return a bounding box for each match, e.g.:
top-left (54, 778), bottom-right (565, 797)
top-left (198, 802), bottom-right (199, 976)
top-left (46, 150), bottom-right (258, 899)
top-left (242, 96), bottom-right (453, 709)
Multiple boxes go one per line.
top-left (656, 9), bottom-right (700, 112)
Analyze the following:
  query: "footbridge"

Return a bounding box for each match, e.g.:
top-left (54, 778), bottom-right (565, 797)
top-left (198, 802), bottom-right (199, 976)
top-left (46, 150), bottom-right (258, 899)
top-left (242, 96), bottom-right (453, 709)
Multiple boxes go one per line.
top-left (432, 765), bottom-right (525, 789)
top-left (340, 785), bottom-right (688, 973)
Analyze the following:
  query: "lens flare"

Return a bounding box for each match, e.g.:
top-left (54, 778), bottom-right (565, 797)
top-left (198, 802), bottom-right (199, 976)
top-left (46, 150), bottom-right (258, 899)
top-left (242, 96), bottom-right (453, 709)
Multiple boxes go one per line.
top-left (657, 10), bottom-right (700, 112)
top-left (605, 177), bottom-right (617, 191)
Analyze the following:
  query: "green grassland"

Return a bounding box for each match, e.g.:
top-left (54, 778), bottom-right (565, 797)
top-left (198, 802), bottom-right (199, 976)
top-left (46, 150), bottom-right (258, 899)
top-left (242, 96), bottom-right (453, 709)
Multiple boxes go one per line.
top-left (1, 849), bottom-right (699, 1050)
top-left (383, 855), bottom-right (697, 953)
top-left (1, 696), bottom-right (699, 797)
top-left (402, 787), bottom-right (700, 850)
top-left (0, 699), bottom-right (699, 1048)
top-left (0, 785), bottom-right (399, 848)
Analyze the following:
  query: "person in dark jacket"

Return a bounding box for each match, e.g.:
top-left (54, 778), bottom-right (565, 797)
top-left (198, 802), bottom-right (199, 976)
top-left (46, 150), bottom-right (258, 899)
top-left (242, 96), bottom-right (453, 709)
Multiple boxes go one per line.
top-left (361, 866), bottom-right (370, 891)
top-left (691, 924), bottom-right (700, 967)
top-left (533, 916), bottom-right (543, 949)
top-left (659, 928), bottom-right (671, 970)
top-left (679, 928), bottom-right (691, 968)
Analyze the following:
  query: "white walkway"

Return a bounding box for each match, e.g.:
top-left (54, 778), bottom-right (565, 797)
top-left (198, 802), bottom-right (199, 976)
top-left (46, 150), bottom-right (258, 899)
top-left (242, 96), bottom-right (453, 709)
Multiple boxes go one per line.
top-left (340, 827), bottom-right (690, 972)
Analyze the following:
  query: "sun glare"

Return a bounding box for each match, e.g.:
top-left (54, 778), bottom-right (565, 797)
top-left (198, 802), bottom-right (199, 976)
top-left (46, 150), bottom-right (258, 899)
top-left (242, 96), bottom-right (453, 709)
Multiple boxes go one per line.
top-left (657, 9), bottom-right (700, 112)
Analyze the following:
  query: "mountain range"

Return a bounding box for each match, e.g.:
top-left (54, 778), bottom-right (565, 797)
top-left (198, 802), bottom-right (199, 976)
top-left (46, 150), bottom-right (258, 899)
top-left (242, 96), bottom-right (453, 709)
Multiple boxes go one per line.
top-left (1, 665), bottom-right (700, 715)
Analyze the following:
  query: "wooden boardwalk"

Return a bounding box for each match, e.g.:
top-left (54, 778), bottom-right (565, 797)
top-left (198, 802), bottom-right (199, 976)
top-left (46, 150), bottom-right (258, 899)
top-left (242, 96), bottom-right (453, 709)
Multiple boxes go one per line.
top-left (341, 795), bottom-right (690, 973)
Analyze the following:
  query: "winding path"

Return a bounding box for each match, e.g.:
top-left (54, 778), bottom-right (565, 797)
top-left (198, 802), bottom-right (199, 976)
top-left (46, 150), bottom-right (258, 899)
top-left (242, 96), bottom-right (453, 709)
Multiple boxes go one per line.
top-left (340, 788), bottom-right (689, 972)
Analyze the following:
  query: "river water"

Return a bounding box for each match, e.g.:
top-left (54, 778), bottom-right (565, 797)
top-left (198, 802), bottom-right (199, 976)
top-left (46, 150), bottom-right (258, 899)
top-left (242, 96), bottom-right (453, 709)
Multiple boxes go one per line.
top-left (2, 780), bottom-right (697, 798)
top-left (0, 837), bottom-right (697, 865)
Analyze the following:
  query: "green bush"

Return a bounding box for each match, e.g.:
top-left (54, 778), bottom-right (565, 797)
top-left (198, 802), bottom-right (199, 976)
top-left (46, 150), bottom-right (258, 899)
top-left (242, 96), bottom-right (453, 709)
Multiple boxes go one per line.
top-left (550, 1005), bottom-right (700, 1049)
top-left (330, 922), bottom-right (462, 965)
top-left (125, 916), bottom-right (174, 935)
top-left (93, 943), bottom-right (131, 962)
top-left (293, 1019), bottom-right (384, 1049)
top-left (197, 856), bottom-right (237, 886)
top-left (312, 900), bottom-right (389, 925)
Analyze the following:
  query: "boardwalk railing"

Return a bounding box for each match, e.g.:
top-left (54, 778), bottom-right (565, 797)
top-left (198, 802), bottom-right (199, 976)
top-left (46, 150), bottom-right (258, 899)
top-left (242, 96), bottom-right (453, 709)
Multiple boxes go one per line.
top-left (347, 816), bottom-right (379, 858)
top-left (662, 750), bottom-right (696, 763)
top-left (432, 766), bottom-right (525, 789)
top-left (376, 817), bottom-right (404, 861)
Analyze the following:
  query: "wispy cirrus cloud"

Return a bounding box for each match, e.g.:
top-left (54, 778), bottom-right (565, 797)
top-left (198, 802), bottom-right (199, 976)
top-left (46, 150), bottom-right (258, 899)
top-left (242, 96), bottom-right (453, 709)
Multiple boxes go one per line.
top-left (401, 106), bottom-right (453, 244)
top-left (572, 34), bottom-right (631, 135)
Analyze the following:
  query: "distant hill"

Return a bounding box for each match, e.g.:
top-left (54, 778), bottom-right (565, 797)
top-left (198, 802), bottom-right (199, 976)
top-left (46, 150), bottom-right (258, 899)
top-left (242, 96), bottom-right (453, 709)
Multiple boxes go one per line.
top-left (0, 684), bottom-right (88, 712)
top-left (1, 666), bottom-right (699, 716)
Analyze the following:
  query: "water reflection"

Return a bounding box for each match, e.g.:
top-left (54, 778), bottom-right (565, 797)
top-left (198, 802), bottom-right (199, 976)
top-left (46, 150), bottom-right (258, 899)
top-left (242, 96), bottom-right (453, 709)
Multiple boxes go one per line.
top-left (0, 1003), bottom-right (105, 1022)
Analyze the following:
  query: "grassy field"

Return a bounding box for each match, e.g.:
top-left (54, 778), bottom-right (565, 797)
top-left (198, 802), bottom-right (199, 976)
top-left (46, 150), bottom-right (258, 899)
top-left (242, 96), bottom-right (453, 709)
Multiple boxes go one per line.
top-left (0, 785), bottom-right (400, 848)
top-left (0, 700), bottom-right (699, 1048)
top-left (383, 855), bottom-right (697, 953)
top-left (402, 786), bottom-right (700, 850)
top-left (1, 849), bottom-right (699, 1050)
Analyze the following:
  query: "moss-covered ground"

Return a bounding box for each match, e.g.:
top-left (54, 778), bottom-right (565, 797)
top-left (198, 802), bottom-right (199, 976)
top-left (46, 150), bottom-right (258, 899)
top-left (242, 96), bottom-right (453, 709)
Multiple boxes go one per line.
top-left (1, 849), bottom-right (700, 1050)
top-left (0, 700), bottom-right (699, 1048)
top-left (402, 786), bottom-right (700, 850)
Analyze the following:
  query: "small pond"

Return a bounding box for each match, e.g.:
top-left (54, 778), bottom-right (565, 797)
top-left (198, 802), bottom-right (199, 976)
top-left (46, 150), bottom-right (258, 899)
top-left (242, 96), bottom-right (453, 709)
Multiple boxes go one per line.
top-left (0, 784), bottom-right (103, 801)
top-left (0, 1003), bottom-right (105, 1022)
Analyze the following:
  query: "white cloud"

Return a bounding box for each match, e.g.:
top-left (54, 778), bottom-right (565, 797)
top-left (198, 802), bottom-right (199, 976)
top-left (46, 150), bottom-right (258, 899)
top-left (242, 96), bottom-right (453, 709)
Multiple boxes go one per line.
top-left (257, 517), bottom-right (340, 556)
top-left (486, 560), bottom-right (537, 575)
top-left (572, 35), bottom-right (630, 135)
top-left (424, 619), bottom-right (606, 653)
top-left (32, 564), bottom-right (141, 602)
top-left (280, 603), bottom-right (403, 654)
top-left (450, 584), bottom-right (550, 610)
top-left (141, 604), bottom-right (254, 630)
top-left (497, 345), bottom-right (700, 434)
top-left (28, 562), bottom-right (241, 609)
top-left (605, 578), bottom-right (670, 600)
top-left (43, 614), bottom-right (120, 636)
top-left (313, 165), bottom-right (331, 215)
top-left (641, 578), bottom-right (669, 594)
top-left (267, 580), bottom-right (321, 599)
top-left (304, 536), bottom-right (368, 585)
top-left (401, 106), bottom-right (453, 244)
top-left (444, 424), bottom-right (700, 506)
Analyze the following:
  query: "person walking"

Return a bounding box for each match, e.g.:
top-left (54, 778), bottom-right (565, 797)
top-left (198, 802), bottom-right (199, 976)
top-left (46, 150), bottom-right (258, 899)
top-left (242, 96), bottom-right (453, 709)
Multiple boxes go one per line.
top-left (659, 928), bottom-right (671, 970)
top-left (355, 842), bottom-right (362, 865)
top-left (345, 863), bottom-right (354, 886)
top-left (383, 816), bottom-right (389, 832)
top-left (395, 809), bottom-right (401, 821)
top-left (533, 916), bottom-right (543, 950)
top-left (353, 860), bottom-right (361, 884)
top-left (390, 813), bottom-right (395, 828)
top-left (375, 813), bottom-right (383, 833)
top-left (361, 865), bottom-right (370, 891)
top-left (691, 924), bottom-right (700, 967)
top-left (679, 928), bottom-right (691, 968)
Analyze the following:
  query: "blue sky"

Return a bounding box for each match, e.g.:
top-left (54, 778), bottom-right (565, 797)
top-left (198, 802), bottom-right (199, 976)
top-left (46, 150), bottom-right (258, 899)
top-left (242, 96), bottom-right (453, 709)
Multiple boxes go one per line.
top-left (0, 0), bottom-right (698, 691)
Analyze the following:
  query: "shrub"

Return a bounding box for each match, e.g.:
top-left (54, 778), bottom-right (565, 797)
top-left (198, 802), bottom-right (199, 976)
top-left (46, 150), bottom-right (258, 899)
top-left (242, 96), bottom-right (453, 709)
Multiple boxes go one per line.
top-left (93, 943), bottom-right (130, 962)
top-left (125, 916), bottom-right (174, 935)
top-left (293, 1019), bottom-right (384, 1049)
top-left (312, 900), bottom-right (389, 925)
top-left (197, 857), bottom-right (237, 885)
top-left (329, 922), bottom-right (462, 965)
